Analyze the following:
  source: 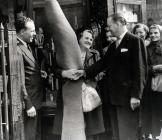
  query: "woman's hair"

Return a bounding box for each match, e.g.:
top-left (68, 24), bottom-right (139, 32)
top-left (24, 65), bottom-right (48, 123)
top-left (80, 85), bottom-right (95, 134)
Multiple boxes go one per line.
top-left (149, 24), bottom-right (161, 32)
top-left (132, 23), bottom-right (149, 35)
top-left (76, 27), bottom-right (94, 42)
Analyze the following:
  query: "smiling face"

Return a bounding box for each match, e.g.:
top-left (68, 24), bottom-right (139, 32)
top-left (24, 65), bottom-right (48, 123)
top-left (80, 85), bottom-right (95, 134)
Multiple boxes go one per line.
top-left (149, 28), bottom-right (160, 42)
top-left (106, 31), bottom-right (117, 43)
top-left (79, 30), bottom-right (93, 49)
top-left (135, 27), bottom-right (147, 40)
top-left (21, 21), bottom-right (36, 43)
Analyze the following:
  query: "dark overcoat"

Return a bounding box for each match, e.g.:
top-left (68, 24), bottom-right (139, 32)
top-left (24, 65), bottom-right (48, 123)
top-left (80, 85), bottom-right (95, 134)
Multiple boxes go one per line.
top-left (86, 32), bottom-right (148, 106)
top-left (85, 32), bottom-right (148, 140)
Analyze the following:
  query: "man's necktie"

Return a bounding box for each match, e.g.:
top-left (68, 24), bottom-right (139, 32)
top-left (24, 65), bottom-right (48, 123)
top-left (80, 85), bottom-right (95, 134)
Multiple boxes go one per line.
top-left (27, 45), bottom-right (37, 60)
top-left (27, 45), bottom-right (32, 53)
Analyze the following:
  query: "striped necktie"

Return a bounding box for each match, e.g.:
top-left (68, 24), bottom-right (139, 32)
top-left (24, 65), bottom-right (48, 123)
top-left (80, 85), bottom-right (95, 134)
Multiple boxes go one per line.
top-left (27, 44), bottom-right (32, 53)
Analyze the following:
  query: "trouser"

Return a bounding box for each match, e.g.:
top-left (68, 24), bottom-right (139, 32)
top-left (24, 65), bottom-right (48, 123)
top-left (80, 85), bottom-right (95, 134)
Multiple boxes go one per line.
top-left (151, 93), bottom-right (162, 139)
top-left (109, 105), bottom-right (139, 140)
top-left (87, 135), bottom-right (100, 140)
top-left (24, 110), bottom-right (41, 140)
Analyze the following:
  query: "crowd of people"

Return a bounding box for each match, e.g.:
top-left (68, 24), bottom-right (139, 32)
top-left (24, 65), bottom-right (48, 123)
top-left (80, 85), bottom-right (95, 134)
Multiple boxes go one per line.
top-left (13, 0), bottom-right (162, 140)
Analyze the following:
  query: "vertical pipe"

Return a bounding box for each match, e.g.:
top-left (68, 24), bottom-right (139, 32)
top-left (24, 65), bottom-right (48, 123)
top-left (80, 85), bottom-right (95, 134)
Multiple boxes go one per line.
top-left (0, 84), bottom-right (3, 138)
top-left (0, 95), bottom-right (3, 140)
top-left (26, 0), bottom-right (33, 19)
top-left (0, 23), bottom-right (3, 140)
top-left (0, 23), bottom-right (9, 140)
top-left (49, 53), bottom-right (54, 91)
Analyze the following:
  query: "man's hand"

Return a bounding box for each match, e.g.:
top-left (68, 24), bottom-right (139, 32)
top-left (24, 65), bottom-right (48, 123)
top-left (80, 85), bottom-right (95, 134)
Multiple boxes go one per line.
top-left (41, 70), bottom-right (47, 79)
top-left (130, 97), bottom-right (140, 111)
top-left (74, 70), bottom-right (85, 79)
top-left (62, 69), bottom-right (84, 80)
top-left (27, 106), bottom-right (36, 117)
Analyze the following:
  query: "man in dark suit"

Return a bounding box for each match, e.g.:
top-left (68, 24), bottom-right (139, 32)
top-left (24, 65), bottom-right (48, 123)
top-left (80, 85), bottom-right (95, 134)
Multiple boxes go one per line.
top-left (15, 16), bottom-right (46, 140)
top-left (75, 13), bottom-right (148, 140)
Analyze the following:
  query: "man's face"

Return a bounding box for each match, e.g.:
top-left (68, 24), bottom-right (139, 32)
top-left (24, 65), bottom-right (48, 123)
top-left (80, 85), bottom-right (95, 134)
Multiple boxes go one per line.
top-left (107, 17), bottom-right (120, 37)
top-left (21, 21), bottom-right (36, 43)
top-left (79, 31), bottom-right (93, 49)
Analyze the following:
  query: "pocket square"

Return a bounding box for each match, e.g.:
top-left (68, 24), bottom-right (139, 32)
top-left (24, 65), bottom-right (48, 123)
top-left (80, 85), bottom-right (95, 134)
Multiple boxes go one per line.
top-left (121, 48), bottom-right (128, 52)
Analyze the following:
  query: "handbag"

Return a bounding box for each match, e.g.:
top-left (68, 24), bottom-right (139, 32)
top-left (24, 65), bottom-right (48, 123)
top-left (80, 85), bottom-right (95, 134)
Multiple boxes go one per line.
top-left (82, 82), bottom-right (102, 112)
top-left (151, 74), bottom-right (162, 92)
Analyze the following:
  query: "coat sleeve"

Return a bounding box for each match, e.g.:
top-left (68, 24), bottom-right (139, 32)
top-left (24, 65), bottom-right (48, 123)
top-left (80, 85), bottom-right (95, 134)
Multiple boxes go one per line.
top-left (147, 47), bottom-right (156, 76)
top-left (130, 37), bottom-right (148, 99)
top-left (85, 47), bottom-right (110, 79)
top-left (92, 50), bottom-right (105, 81)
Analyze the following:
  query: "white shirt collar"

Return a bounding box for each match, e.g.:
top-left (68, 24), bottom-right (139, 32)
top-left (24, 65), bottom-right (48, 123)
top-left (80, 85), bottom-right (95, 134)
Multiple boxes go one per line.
top-left (118, 29), bottom-right (128, 41)
top-left (115, 29), bottom-right (128, 48)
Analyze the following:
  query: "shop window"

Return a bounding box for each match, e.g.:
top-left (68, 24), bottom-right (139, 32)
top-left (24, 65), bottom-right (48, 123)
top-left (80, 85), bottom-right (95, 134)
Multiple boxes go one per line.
top-left (116, 3), bottom-right (142, 23)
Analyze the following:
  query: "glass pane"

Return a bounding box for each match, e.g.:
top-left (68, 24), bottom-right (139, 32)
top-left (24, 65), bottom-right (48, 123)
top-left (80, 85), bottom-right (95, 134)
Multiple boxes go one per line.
top-left (116, 3), bottom-right (142, 23)
top-left (58, 0), bottom-right (82, 5)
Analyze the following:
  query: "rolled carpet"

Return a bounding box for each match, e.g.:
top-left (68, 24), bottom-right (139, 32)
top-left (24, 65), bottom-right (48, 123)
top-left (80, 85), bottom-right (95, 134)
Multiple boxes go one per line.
top-left (45, 1), bottom-right (85, 140)
top-left (45, 0), bottom-right (82, 70)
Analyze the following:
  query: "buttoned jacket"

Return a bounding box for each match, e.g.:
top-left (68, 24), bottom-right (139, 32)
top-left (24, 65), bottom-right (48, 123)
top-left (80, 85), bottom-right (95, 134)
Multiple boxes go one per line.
top-left (17, 37), bottom-right (44, 109)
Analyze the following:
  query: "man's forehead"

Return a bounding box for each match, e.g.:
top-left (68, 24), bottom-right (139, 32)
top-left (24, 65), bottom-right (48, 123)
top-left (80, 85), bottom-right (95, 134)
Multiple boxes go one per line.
top-left (107, 18), bottom-right (113, 24)
top-left (25, 21), bottom-right (35, 29)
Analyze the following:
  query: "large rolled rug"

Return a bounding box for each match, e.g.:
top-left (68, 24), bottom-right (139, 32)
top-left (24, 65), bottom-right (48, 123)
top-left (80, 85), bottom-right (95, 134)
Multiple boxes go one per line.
top-left (45, 1), bottom-right (85, 140)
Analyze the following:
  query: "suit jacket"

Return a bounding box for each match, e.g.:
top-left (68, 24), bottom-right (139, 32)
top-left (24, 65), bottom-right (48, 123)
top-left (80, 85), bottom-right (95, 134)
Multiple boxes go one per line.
top-left (17, 37), bottom-right (44, 109)
top-left (16, 46), bottom-right (33, 110)
top-left (86, 32), bottom-right (148, 106)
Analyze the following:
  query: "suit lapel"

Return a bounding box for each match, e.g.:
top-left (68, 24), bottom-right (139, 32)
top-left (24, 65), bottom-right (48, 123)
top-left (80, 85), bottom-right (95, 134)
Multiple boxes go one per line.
top-left (17, 37), bottom-right (37, 65)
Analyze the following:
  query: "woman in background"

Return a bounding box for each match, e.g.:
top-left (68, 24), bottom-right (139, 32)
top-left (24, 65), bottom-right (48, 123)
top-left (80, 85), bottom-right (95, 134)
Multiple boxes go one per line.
top-left (53, 27), bottom-right (105, 140)
top-left (133, 23), bottom-right (150, 139)
top-left (102, 29), bottom-right (117, 56)
top-left (132, 23), bottom-right (150, 46)
top-left (146, 24), bottom-right (162, 139)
